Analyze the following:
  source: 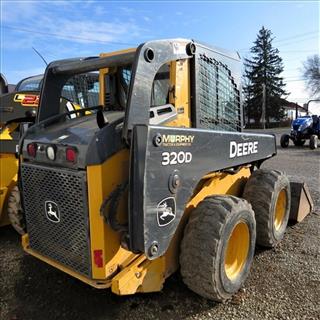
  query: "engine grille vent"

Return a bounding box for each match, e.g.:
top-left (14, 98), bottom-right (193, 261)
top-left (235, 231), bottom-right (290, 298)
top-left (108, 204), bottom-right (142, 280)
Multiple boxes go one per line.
top-left (21, 163), bottom-right (91, 277)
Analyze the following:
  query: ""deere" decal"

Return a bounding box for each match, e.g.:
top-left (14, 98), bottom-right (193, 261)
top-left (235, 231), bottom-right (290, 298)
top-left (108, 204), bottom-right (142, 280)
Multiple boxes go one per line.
top-left (230, 141), bottom-right (258, 158)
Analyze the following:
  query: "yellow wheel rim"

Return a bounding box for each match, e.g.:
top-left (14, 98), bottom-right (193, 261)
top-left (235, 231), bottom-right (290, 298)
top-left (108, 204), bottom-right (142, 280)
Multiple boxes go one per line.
top-left (274, 189), bottom-right (287, 231)
top-left (224, 222), bottom-right (250, 280)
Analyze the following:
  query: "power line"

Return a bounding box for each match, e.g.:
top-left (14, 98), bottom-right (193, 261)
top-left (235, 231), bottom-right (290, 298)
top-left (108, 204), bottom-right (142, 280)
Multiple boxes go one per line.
top-left (273, 30), bottom-right (319, 43)
top-left (239, 30), bottom-right (319, 51)
top-left (280, 49), bottom-right (319, 53)
top-left (285, 79), bottom-right (307, 82)
top-left (2, 25), bottom-right (137, 46)
top-left (275, 35), bottom-right (319, 48)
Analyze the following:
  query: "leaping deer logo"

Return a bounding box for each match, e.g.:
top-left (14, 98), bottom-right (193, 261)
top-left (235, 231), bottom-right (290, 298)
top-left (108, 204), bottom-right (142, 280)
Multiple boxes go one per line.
top-left (45, 201), bottom-right (60, 223)
top-left (157, 197), bottom-right (176, 227)
top-left (159, 202), bottom-right (175, 221)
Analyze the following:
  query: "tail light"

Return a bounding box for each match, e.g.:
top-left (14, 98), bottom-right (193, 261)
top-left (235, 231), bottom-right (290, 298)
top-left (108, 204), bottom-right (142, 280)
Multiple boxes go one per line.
top-left (93, 250), bottom-right (103, 268)
top-left (27, 143), bottom-right (37, 157)
top-left (66, 147), bottom-right (77, 163)
top-left (22, 95), bottom-right (39, 106)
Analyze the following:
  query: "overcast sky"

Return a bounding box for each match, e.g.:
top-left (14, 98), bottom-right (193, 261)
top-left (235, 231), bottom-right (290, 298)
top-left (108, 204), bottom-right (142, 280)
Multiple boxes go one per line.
top-left (1, 0), bottom-right (319, 108)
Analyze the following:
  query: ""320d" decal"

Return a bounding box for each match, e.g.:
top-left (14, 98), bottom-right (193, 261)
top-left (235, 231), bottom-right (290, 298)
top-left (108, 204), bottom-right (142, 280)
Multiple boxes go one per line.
top-left (161, 151), bottom-right (192, 166)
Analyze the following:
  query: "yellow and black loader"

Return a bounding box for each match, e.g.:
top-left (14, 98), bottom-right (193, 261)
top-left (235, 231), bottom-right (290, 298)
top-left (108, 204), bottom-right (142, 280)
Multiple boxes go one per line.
top-left (19, 39), bottom-right (292, 301)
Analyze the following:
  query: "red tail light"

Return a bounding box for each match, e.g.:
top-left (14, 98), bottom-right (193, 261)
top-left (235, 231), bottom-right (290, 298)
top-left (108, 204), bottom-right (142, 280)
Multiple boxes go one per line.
top-left (66, 147), bottom-right (77, 163)
top-left (93, 250), bottom-right (103, 268)
top-left (27, 143), bottom-right (37, 157)
top-left (22, 95), bottom-right (39, 106)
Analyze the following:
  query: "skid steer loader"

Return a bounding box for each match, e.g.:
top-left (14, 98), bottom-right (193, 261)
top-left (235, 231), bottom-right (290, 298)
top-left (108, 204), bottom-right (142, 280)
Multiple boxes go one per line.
top-left (0, 73), bottom-right (99, 233)
top-left (19, 39), bottom-right (291, 301)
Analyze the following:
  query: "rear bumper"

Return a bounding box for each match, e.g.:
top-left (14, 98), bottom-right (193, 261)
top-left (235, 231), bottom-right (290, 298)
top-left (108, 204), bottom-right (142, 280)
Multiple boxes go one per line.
top-left (22, 234), bottom-right (111, 289)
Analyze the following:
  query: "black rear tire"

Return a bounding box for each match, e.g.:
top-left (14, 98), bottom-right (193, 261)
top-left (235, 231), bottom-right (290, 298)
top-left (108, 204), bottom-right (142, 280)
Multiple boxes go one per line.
top-left (243, 169), bottom-right (290, 247)
top-left (180, 195), bottom-right (256, 302)
top-left (280, 134), bottom-right (290, 148)
top-left (310, 135), bottom-right (318, 150)
top-left (7, 186), bottom-right (26, 235)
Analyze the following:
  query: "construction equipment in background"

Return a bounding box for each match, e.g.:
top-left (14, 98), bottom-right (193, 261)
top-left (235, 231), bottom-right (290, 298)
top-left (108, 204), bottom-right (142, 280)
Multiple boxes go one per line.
top-left (0, 73), bottom-right (13, 95)
top-left (0, 72), bottom-right (99, 233)
top-left (19, 39), bottom-right (293, 301)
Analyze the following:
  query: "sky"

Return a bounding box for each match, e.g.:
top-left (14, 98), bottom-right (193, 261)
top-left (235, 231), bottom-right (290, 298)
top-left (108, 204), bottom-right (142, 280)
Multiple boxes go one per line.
top-left (1, 0), bottom-right (319, 109)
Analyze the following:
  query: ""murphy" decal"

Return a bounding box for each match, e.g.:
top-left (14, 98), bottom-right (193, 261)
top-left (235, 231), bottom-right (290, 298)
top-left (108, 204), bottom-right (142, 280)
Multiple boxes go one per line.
top-left (162, 134), bottom-right (194, 146)
top-left (230, 141), bottom-right (258, 158)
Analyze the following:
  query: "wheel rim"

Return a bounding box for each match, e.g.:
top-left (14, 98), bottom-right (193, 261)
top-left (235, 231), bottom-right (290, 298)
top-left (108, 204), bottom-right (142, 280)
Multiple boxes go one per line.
top-left (274, 189), bottom-right (287, 231)
top-left (224, 222), bottom-right (250, 280)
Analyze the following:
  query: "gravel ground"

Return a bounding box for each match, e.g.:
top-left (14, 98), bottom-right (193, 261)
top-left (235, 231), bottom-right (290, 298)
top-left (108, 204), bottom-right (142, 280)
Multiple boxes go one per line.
top-left (0, 128), bottom-right (319, 320)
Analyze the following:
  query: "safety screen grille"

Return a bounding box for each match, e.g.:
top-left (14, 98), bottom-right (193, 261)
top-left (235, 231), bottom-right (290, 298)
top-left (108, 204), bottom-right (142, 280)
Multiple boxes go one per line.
top-left (62, 72), bottom-right (99, 109)
top-left (21, 163), bottom-right (91, 277)
top-left (198, 54), bottom-right (241, 131)
top-left (122, 67), bottom-right (132, 86)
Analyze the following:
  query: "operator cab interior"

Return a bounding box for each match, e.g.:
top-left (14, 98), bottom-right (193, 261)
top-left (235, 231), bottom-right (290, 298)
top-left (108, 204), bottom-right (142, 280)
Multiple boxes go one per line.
top-left (103, 63), bottom-right (175, 125)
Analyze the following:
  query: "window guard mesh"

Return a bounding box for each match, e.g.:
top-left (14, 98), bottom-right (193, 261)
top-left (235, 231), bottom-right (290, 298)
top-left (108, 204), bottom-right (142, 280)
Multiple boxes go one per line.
top-left (198, 54), bottom-right (241, 132)
top-left (61, 73), bottom-right (99, 108)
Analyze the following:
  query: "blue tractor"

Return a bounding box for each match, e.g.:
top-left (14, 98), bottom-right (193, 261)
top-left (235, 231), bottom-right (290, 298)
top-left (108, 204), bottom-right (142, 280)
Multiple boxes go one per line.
top-left (280, 115), bottom-right (320, 149)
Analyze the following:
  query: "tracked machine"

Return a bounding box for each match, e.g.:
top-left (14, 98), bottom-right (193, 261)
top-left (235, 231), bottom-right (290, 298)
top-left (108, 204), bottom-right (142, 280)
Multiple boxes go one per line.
top-left (19, 39), bottom-right (291, 301)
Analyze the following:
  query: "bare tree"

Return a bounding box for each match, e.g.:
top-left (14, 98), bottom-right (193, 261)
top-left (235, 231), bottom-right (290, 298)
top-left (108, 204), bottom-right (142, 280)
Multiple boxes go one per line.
top-left (303, 54), bottom-right (320, 98)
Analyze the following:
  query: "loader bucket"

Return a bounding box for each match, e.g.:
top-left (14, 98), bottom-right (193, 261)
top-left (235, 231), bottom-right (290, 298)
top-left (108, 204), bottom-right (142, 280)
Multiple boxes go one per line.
top-left (289, 182), bottom-right (314, 223)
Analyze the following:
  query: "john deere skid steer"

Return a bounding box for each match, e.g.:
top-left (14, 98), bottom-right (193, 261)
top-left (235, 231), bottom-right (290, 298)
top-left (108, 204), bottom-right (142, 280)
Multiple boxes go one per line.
top-left (19, 39), bottom-right (291, 301)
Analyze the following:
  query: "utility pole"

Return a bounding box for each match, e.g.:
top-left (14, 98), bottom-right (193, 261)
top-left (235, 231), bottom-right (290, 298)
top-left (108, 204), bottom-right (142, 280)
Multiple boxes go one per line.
top-left (261, 83), bottom-right (266, 129)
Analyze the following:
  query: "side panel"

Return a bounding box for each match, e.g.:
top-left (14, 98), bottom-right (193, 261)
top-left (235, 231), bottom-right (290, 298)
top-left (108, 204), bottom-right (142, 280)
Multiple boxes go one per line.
top-left (129, 125), bottom-right (276, 258)
top-left (87, 149), bottom-right (137, 279)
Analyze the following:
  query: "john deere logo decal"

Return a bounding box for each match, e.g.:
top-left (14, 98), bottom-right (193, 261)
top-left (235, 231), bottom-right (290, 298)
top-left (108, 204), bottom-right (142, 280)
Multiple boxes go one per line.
top-left (157, 197), bottom-right (176, 227)
top-left (45, 201), bottom-right (60, 223)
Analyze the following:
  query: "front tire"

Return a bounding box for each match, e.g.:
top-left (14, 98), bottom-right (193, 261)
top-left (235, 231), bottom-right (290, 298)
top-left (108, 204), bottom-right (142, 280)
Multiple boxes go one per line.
top-left (243, 169), bottom-right (290, 247)
top-left (180, 195), bottom-right (256, 302)
top-left (280, 134), bottom-right (290, 148)
top-left (310, 135), bottom-right (318, 149)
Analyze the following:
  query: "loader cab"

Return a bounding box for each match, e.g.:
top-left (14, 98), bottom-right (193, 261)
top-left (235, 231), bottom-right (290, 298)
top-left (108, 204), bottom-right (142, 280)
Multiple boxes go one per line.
top-left (34, 41), bottom-right (242, 132)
